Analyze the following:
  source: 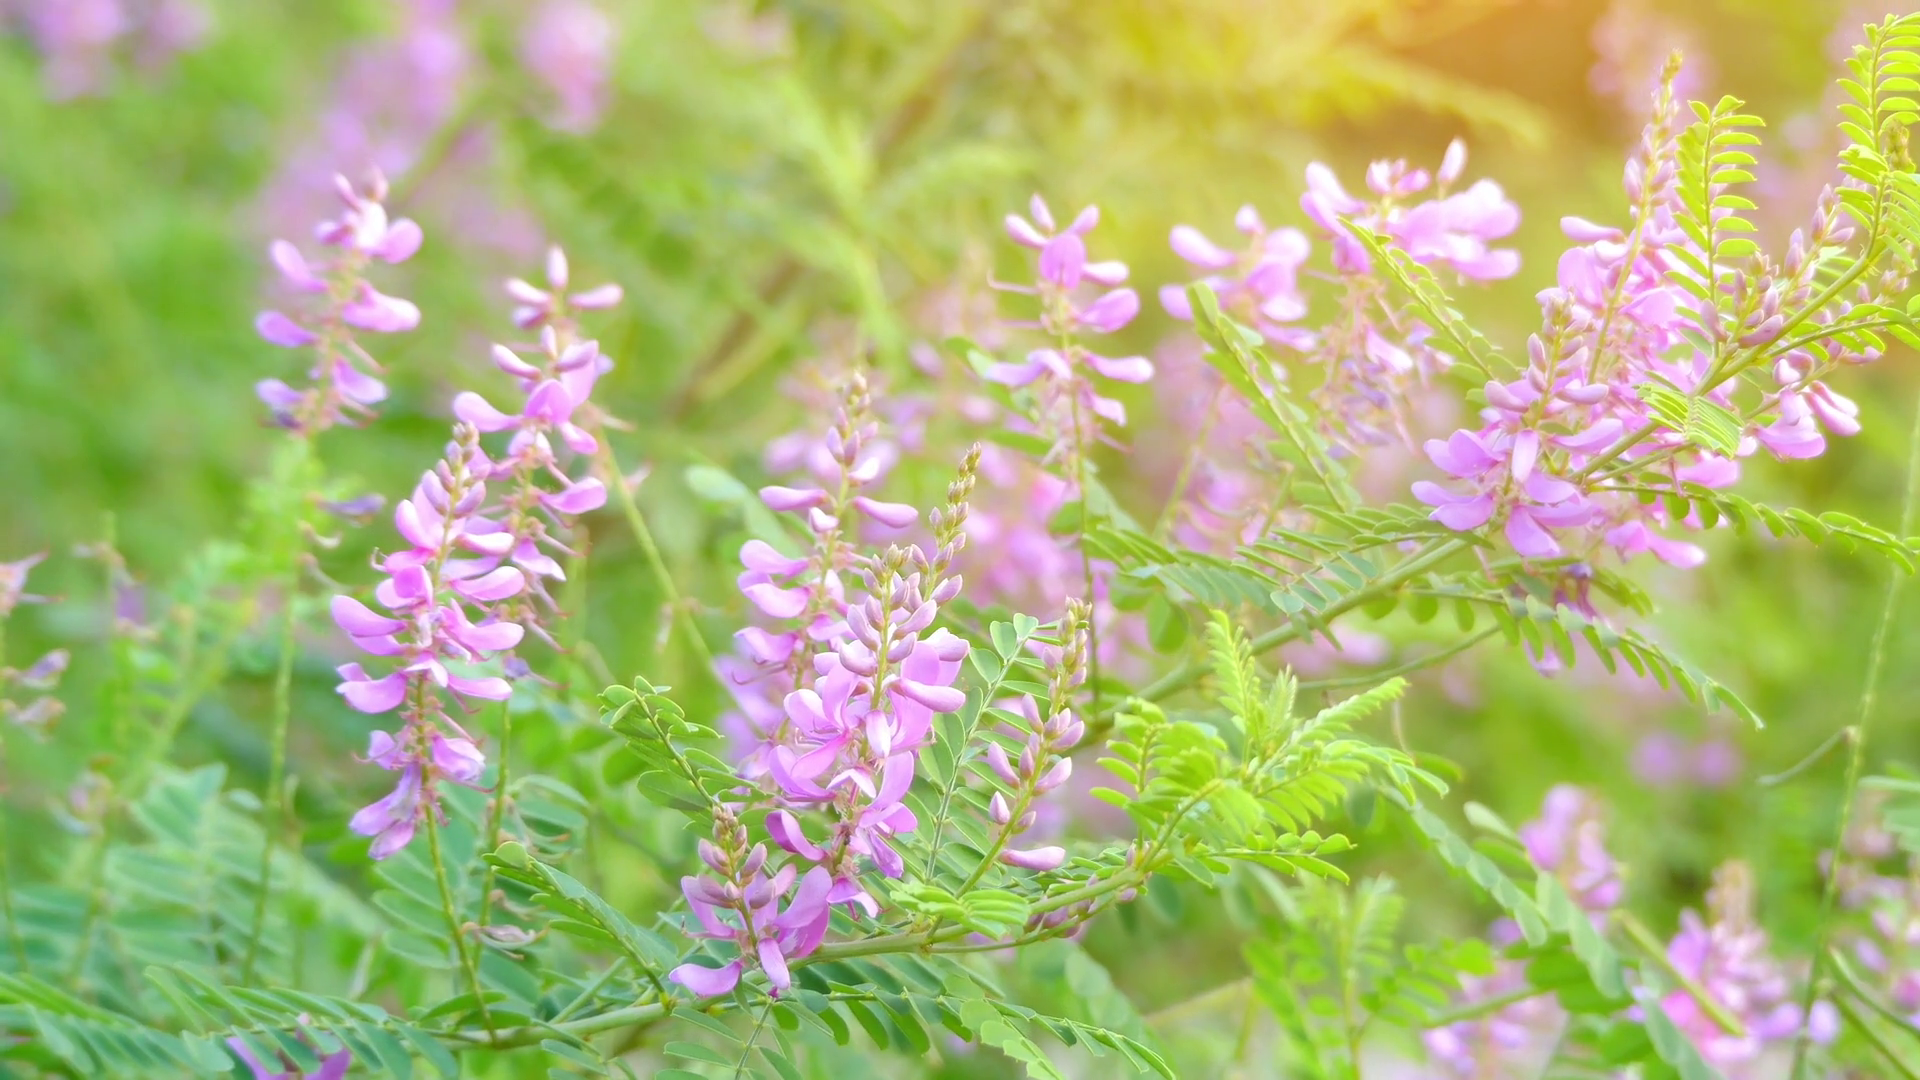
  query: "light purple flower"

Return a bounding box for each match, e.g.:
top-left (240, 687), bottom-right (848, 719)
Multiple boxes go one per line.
top-left (521, 2), bottom-right (616, 133)
top-left (254, 171), bottom-right (420, 432)
top-left (669, 863), bottom-right (833, 997)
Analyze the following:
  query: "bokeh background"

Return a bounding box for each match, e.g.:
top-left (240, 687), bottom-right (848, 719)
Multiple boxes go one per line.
top-left (3, 0), bottom-right (1918, 1073)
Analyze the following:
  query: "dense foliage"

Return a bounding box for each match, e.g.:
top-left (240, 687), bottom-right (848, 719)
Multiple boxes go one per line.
top-left (7, 2), bottom-right (1920, 1078)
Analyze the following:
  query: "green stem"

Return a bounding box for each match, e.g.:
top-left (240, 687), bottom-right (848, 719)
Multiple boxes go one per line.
top-left (476, 700), bottom-right (513, 929)
top-left (595, 440), bottom-right (715, 680)
top-left (1830, 992), bottom-right (1920, 1080)
top-left (1069, 391), bottom-right (1102, 712)
top-left (0, 620), bottom-right (27, 973)
top-left (1789, 385), bottom-right (1920, 1079)
top-left (551, 959), bottom-right (627, 1024)
top-left (425, 810), bottom-right (493, 1038)
top-left (1424, 984), bottom-right (1551, 1028)
top-left (1616, 910), bottom-right (1747, 1037)
top-left (1143, 976), bottom-right (1251, 1026)
top-left (241, 585), bottom-right (299, 981)
top-left (1297, 629), bottom-right (1497, 692)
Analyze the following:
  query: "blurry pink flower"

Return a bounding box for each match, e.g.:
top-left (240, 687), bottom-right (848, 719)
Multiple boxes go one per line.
top-left (522, 1), bottom-right (616, 132)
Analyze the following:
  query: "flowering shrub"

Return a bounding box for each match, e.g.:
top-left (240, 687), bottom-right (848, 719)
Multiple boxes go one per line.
top-left (10, 6), bottom-right (1920, 1080)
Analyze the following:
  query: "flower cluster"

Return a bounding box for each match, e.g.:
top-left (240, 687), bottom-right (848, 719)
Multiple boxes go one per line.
top-left (1160, 206), bottom-right (1314, 348)
top-left (0, 554), bottom-right (64, 732)
top-left (719, 375), bottom-right (924, 755)
top-left (255, 172), bottom-right (423, 433)
top-left (1826, 803), bottom-right (1920, 1027)
top-left (669, 809), bottom-right (832, 997)
top-left (682, 410), bottom-right (983, 994)
top-left (1408, 64), bottom-right (1894, 572)
top-left (989, 196), bottom-right (1153, 443)
top-left (1161, 143), bottom-right (1517, 456)
top-left (520, 1), bottom-right (618, 133)
top-left (979, 601), bottom-right (1089, 877)
top-left (1653, 862), bottom-right (1830, 1073)
top-left (331, 431), bottom-right (520, 859)
top-left (755, 459), bottom-right (975, 910)
top-left (332, 247), bottom-right (614, 858)
top-left (1302, 139), bottom-right (1522, 282)
top-left (7, 0), bottom-right (210, 100)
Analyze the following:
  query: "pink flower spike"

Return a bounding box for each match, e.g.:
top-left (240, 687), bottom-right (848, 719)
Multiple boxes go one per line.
top-left (256, 311), bottom-right (317, 347)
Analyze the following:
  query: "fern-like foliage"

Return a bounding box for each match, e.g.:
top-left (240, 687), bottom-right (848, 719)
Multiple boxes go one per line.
top-left (599, 677), bottom-right (734, 816)
top-left (1097, 617), bottom-right (1443, 890)
top-left (1838, 17), bottom-right (1920, 254)
top-left (1669, 94), bottom-right (1765, 353)
top-left (1635, 485), bottom-right (1920, 574)
top-left (1245, 876), bottom-right (1495, 1079)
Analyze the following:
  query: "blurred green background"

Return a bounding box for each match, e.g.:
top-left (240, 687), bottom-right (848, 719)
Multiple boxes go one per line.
top-left (3, 0), bottom-right (1918, 1069)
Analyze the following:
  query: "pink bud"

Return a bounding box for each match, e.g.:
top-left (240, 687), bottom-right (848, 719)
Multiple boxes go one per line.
top-left (986, 741), bottom-right (1018, 784)
top-left (571, 283), bottom-right (624, 309)
top-left (255, 311), bottom-right (316, 347)
top-left (1036, 757), bottom-right (1073, 793)
top-left (760, 485), bottom-right (830, 511)
top-left (853, 497), bottom-right (918, 529)
top-left (1000, 846), bottom-right (1067, 872)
